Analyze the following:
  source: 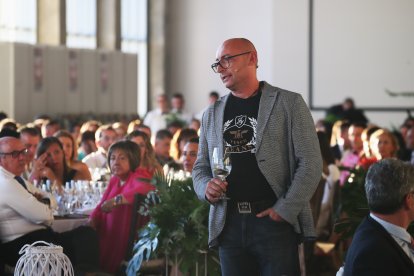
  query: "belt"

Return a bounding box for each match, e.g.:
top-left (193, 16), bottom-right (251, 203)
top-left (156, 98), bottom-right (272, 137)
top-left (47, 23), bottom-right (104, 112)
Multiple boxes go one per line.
top-left (228, 200), bottom-right (275, 215)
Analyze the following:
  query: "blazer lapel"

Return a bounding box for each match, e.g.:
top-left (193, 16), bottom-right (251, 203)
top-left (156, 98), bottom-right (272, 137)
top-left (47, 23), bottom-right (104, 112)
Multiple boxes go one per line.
top-left (213, 95), bottom-right (228, 155)
top-left (256, 82), bottom-right (278, 151)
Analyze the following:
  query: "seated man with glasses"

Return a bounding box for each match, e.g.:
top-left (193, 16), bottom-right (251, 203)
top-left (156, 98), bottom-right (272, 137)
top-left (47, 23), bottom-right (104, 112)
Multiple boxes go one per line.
top-left (343, 159), bottom-right (414, 276)
top-left (0, 137), bottom-right (100, 274)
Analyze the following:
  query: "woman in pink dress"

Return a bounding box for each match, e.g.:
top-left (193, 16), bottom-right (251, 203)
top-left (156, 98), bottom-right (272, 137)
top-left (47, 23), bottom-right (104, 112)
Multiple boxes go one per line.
top-left (89, 140), bottom-right (155, 273)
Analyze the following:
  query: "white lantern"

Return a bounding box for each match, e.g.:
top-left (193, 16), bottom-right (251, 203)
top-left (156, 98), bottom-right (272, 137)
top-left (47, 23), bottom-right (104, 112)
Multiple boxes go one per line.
top-left (14, 241), bottom-right (74, 276)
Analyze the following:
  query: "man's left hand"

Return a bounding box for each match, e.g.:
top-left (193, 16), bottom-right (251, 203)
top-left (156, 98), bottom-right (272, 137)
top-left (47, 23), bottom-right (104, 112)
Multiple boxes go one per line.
top-left (256, 208), bottom-right (285, 222)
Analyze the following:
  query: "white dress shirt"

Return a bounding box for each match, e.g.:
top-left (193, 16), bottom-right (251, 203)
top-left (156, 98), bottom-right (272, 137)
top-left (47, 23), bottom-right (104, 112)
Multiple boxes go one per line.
top-left (0, 166), bottom-right (54, 243)
top-left (82, 149), bottom-right (107, 170)
top-left (143, 108), bottom-right (168, 138)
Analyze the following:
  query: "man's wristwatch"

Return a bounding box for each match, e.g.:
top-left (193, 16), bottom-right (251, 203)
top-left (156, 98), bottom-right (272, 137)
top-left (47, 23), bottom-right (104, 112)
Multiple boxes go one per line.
top-left (114, 194), bottom-right (122, 206)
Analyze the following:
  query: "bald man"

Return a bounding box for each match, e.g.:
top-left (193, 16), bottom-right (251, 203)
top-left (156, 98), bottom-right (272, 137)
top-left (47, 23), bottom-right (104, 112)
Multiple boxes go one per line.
top-left (193, 38), bottom-right (322, 275)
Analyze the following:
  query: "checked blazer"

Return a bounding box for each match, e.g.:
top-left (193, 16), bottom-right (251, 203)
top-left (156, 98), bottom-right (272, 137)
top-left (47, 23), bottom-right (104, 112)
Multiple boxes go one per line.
top-left (192, 81), bottom-right (322, 247)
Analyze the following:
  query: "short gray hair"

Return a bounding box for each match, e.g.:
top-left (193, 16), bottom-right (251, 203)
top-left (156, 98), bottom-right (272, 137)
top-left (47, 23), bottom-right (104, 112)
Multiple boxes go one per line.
top-left (365, 159), bottom-right (414, 214)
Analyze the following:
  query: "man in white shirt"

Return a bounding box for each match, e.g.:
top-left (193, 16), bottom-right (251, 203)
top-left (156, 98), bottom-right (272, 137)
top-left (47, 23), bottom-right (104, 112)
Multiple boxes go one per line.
top-left (170, 93), bottom-right (193, 125)
top-left (82, 124), bottom-right (117, 170)
top-left (0, 137), bottom-right (99, 273)
top-left (343, 159), bottom-right (414, 276)
top-left (18, 125), bottom-right (43, 180)
top-left (143, 94), bottom-right (170, 139)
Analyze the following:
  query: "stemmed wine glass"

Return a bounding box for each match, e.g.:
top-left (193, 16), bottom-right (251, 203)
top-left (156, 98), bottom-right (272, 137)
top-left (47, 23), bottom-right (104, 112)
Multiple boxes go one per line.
top-left (212, 147), bottom-right (232, 200)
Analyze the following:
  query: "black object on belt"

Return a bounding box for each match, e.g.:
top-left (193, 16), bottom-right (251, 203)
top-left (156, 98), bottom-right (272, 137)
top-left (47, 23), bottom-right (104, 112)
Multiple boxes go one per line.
top-left (228, 199), bottom-right (275, 215)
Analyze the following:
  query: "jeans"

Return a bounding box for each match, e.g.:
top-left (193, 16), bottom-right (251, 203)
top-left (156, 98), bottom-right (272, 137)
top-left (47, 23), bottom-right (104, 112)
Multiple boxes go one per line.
top-left (218, 208), bottom-right (300, 276)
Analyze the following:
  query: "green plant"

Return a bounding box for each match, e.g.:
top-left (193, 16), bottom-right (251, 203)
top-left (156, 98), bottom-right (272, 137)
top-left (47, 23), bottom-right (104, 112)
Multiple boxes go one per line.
top-left (334, 166), bottom-right (369, 239)
top-left (127, 173), bottom-right (221, 275)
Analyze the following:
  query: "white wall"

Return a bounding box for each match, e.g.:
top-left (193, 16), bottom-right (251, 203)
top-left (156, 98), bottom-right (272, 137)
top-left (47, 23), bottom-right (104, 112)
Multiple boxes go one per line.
top-left (165, 0), bottom-right (413, 129)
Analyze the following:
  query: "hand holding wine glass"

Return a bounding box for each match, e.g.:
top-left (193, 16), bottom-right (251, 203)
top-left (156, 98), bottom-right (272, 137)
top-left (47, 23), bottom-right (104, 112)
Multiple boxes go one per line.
top-left (212, 147), bottom-right (232, 200)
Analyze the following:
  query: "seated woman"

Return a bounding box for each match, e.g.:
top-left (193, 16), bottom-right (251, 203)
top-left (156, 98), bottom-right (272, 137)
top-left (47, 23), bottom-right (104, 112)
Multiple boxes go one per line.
top-left (125, 130), bottom-right (162, 178)
top-left (54, 130), bottom-right (91, 181)
top-left (30, 137), bottom-right (89, 190)
top-left (369, 128), bottom-right (399, 160)
top-left (170, 128), bottom-right (198, 161)
top-left (89, 140), bottom-right (155, 273)
top-left (181, 137), bottom-right (199, 173)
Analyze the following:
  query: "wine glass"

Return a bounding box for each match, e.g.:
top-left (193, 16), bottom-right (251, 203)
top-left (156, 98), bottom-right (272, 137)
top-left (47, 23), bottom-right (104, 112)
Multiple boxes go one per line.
top-left (212, 147), bottom-right (232, 200)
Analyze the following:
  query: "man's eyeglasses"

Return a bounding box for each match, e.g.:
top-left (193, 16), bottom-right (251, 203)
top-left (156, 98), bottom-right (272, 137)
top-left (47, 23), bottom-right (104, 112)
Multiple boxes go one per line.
top-left (211, 51), bottom-right (251, 73)
top-left (0, 148), bottom-right (28, 158)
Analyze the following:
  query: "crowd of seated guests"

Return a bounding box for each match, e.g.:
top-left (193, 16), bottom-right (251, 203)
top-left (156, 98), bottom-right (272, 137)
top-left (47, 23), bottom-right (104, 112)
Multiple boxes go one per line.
top-left (309, 108), bottom-right (414, 274)
top-left (12, 94), bottom-right (414, 274)
top-left (0, 100), bottom-right (202, 273)
top-left (125, 130), bottom-right (162, 177)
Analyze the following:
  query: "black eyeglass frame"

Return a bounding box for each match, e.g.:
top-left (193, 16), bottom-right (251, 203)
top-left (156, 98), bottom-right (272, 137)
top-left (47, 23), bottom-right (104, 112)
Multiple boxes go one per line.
top-left (211, 51), bottom-right (252, 73)
top-left (0, 148), bottom-right (29, 158)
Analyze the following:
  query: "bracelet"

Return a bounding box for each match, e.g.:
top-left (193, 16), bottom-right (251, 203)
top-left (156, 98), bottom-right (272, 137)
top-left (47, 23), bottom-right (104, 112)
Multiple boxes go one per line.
top-left (113, 194), bottom-right (122, 207)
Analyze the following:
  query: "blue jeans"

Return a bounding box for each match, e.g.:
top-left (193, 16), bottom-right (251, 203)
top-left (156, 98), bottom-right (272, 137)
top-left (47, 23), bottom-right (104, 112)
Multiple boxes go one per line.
top-left (218, 208), bottom-right (300, 276)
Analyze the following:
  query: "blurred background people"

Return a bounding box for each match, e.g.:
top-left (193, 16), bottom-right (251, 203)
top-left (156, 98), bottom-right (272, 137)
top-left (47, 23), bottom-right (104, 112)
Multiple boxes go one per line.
top-left (330, 120), bottom-right (351, 162)
top-left (170, 93), bottom-right (192, 125)
top-left (125, 130), bottom-right (162, 177)
top-left (181, 138), bottom-right (199, 173)
top-left (112, 121), bottom-right (128, 141)
top-left (31, 137), bottom-right (89, 190)
top-left (170, 128), bottom-right (198, 161)
top-left (54, 130), bottom-right (91, 181)
top-left (154, 129), bottom-right (176, 168)
top-left (195, 90), bottom-right (220, 120)
top-left (41, 119), bottom-right (60, 137)
top-left (77, 130), bottom-right (97, 161)
top-left (369, 128), bottom-right (399, 161)
top-left (82, 125), bottom-right (117, 170)
top-left (18, 124), bottom-right (42, 179)
top-left (143, 94), bottom-right (170, 139)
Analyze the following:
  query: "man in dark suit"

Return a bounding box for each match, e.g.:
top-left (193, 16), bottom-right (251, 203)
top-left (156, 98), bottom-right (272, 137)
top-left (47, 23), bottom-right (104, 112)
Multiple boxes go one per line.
top-left (343, 159), bottom-right (414, 276)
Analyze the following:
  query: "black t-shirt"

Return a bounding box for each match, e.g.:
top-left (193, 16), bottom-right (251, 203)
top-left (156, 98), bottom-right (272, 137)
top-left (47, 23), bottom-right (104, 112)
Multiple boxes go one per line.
top-left (223, 89), bottom-right (277, 203)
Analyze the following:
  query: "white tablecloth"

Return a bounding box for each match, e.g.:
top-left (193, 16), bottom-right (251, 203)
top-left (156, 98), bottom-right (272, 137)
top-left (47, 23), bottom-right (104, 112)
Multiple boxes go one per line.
top-left (52, 216), bottom-right (89, 233)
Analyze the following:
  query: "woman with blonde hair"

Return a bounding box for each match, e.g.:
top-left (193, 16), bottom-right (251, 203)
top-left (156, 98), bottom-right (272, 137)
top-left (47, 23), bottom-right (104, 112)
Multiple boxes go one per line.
top-left (369, 128), bottom-right (399, 160)
top-left (125, 130), bottom-right (162, 177)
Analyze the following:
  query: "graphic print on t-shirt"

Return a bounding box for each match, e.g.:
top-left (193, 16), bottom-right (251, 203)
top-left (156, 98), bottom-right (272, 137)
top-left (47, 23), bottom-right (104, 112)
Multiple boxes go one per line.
top-left (223, 114), bottom-right (257, 154)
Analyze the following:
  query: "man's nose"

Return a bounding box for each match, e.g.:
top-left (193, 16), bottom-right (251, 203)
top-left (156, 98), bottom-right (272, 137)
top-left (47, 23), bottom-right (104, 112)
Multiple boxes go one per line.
top-left (217, 64), bottom-right (225, 73)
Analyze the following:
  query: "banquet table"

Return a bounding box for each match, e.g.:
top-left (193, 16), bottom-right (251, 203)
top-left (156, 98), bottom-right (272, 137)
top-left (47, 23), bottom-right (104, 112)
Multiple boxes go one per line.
top-left (52, 214), bottom-right (89, 233)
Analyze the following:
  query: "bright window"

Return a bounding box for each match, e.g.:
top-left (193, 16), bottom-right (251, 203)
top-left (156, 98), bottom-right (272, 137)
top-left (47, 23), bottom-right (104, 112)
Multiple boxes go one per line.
top-left (66, 0), bottom-right (96, 48)
top-left (0, 0), bottom-right (36, 44)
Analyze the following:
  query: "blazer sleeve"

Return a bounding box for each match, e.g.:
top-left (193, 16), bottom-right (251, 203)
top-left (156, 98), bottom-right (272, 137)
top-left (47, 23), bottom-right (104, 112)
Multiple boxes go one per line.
top-left (192, 108), bottom-right (213, 202)
top-left (274, 94), bottom-right (323, 224)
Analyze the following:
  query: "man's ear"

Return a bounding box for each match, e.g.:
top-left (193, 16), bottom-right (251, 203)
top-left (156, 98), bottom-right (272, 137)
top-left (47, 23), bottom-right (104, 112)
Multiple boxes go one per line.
top-left (404, 192), bottom-right (414, 210)
top-left (249, 51), bottom-right (258, 68)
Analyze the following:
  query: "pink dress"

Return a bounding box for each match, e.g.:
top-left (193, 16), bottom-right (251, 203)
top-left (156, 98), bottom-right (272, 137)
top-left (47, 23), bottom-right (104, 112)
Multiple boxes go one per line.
top-left (90, 170), bottom-right (155, 273)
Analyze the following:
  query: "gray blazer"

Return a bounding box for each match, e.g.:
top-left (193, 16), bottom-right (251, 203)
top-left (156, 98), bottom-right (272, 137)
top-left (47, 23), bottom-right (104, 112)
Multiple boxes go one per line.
top-left (192, 81), bottom-right (322, 247)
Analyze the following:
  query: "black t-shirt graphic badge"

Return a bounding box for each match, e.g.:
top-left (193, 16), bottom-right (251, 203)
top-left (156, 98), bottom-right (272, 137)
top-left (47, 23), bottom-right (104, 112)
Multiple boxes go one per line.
top-left (223, 115), bottom-right (257, 154)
